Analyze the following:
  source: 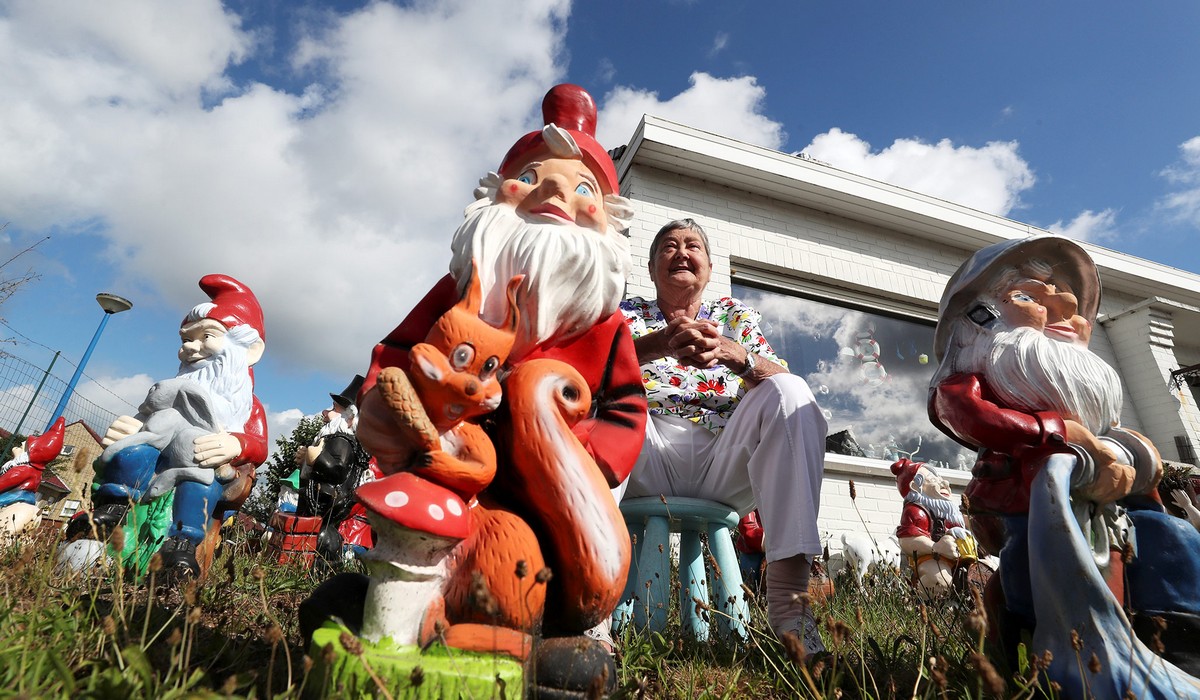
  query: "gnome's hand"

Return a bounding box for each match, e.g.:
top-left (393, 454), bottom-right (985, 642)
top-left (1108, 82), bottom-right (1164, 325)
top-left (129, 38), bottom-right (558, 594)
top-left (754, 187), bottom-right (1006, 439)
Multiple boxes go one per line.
top-left (933, 535), bottom-right (960, 560)
top-left (194, 432), bottom-right (243, 468)
top-left (1064, 419), bottom-right (1136, 503)
top-left (103, 415), bottom-right (144, 446)
top-left (1171, 489), bottom-right (1200, 531)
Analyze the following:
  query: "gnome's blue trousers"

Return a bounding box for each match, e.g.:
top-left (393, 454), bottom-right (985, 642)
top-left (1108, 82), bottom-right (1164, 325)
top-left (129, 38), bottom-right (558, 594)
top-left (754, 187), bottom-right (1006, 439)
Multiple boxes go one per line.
top-left (95, 444), bottom-right (223, 544)
top-left (0, 489), bottom-right (35, 508)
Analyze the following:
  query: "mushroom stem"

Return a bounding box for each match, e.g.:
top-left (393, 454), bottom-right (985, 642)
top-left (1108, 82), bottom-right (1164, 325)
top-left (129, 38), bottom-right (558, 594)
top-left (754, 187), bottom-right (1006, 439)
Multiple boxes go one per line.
top-left (359, 517), bottom-right (458, 645)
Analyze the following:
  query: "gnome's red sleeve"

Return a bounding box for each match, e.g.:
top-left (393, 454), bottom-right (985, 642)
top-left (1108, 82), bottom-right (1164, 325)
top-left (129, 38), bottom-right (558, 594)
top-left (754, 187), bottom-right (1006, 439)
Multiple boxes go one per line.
top-left (929, 372), bottom-right (1067, 453)
top-left (362, 274), bottom-right (459, 395)
top-left (232, 397), bottom-right (269, 467)
top-left (0, 464), bottom-right (41, 493)
top-left (897, 503), bottom-right (933, 539)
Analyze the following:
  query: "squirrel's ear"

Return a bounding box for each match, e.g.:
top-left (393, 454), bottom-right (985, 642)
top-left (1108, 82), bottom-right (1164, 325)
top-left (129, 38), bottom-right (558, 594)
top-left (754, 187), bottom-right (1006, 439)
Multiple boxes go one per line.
top-left (504, 275), bottom-right (524, 333)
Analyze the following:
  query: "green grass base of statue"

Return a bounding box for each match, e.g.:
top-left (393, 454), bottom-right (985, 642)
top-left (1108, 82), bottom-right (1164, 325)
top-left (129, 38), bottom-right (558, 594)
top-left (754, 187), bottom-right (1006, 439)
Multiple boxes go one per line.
top-left (306, 621), bottom-right (523, 699)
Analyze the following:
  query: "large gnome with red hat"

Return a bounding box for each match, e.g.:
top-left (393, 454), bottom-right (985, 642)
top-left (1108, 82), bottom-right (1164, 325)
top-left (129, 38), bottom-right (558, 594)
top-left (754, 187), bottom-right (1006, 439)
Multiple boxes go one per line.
top-left (0, 417), bottom-right (66, 535)
top-left (306, 84), bottom-right (646, 696)
top-left (67, 274), bottom-right (268, 579)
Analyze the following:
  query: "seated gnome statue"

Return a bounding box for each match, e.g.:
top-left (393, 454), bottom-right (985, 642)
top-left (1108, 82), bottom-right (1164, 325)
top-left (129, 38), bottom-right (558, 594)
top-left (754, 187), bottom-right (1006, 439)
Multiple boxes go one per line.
top-left (0, 417), bottom-right (66, 536)
top-left (929, 235), bottom-right (1200, 696)
top-left (891, 458), bottom-right (983, 598)
top-left (268, 375), bottom-right (370, 568)
top-left (63, 275), bottom-right (268, 581)
top-left (303, 84), bottom-right (646, 700)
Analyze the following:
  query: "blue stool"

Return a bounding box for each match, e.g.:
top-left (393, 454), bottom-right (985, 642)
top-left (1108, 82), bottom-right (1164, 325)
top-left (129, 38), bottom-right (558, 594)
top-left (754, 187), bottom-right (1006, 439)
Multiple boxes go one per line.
top-left (614, 496), bottom-right (750, 641)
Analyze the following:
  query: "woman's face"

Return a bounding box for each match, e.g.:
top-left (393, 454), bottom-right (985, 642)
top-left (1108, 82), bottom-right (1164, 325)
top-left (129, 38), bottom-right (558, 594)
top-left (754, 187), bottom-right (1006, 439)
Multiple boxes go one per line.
top-left (649, 227), bottom-right (711, 295)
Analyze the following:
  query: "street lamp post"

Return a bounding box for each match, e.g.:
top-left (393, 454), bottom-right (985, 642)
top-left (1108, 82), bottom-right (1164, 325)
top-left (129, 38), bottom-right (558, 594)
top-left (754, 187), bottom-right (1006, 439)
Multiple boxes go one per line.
top-left (45, 292), bottom-right (133, 431)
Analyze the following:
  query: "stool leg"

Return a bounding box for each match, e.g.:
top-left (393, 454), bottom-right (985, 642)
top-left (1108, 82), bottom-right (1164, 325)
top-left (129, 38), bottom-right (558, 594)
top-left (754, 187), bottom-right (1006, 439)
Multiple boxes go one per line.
top-left (678, 529), bottom-right (710, 641)
top-left (706, 523), bottom-right (750, 641)
top-left (612, 518), bottom-right (644, 633)
top-left (634, 515), bottom-right (671, 632)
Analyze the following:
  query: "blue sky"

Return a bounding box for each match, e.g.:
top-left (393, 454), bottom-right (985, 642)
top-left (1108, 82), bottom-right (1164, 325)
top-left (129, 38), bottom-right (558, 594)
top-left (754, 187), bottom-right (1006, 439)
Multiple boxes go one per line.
top-left (2, 0), bottom-right (1198, 447)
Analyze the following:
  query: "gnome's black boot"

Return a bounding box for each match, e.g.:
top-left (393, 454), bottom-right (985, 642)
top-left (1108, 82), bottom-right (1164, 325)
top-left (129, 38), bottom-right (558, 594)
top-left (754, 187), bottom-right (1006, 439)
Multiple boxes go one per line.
top-left (529, 635), bottom-right (617, 699)
top-left (65, 500), bottom-right (129, 540)
top-left (158, 536), bottom-right (201, 584)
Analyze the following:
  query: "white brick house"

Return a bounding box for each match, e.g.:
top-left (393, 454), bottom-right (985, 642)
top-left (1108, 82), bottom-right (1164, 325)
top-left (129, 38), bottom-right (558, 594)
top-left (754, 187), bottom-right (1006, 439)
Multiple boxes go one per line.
top-left (614, 115), bottom-right (1200, 556)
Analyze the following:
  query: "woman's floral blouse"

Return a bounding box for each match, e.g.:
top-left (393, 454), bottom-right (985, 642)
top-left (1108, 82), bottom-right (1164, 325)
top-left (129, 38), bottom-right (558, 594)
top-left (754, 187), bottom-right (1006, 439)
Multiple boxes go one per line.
top-left (619, 296), bottom-right (787, 433)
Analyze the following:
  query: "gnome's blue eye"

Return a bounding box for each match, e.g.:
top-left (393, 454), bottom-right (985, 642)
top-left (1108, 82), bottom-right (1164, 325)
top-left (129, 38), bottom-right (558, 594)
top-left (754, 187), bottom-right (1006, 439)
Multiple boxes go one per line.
top-left (517, 170), bottom-right (535, 185)
top-left (575, 182), bottom-right (594, 197)
top-left (1011, 292), bottom-right (1036, 303)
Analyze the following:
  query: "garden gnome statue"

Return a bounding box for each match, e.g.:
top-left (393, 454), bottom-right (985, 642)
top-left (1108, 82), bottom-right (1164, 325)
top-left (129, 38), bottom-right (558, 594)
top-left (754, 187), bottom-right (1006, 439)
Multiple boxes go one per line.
top-left (64, 274), bottom-right (267, 581)
top-left (0, 417), bottom-right (65, 535)
top-left (891, 458), bottom-right (978, 598)
top-left (268, 375), bottom-right (370, 567)
top-left (301, 83), bottom-right (647, 699)
top-left (929, 235), bottom-right (1200, 697)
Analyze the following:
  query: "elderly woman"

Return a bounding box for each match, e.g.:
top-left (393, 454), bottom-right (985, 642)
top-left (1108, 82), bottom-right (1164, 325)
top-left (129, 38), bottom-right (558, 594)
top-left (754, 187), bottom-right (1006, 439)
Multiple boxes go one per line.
top-left (618, 218), bottom-right (828, 654)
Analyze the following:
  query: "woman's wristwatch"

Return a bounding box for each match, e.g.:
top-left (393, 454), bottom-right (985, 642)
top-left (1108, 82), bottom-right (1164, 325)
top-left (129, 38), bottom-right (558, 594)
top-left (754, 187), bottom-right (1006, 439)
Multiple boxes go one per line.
top-left (737, 351), bottom-right (756, 379)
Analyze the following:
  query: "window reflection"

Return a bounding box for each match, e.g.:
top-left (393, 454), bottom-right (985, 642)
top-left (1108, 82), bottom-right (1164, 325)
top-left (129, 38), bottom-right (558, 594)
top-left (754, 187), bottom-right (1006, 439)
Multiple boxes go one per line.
top-left (732, 282), bottom-right (974, 470)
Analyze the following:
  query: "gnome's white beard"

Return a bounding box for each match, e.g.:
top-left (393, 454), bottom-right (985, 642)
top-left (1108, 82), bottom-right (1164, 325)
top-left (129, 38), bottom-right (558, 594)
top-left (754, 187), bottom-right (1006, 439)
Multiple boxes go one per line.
top-left (449, 201), bottom-right (632, 361)
top-left (970, 326), bottom-right (1123, 435)
top-left (905, 488), bottom-right (964, 526)
top-left (175, 341), bottom-right (255, 432)
top-left (316, 409), bottom-right (355, 442)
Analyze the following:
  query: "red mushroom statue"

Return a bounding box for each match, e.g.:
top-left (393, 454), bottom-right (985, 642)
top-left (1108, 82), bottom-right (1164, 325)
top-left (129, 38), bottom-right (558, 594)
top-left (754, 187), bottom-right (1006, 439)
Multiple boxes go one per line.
top-left (355, 472), bottom-right (471, 645)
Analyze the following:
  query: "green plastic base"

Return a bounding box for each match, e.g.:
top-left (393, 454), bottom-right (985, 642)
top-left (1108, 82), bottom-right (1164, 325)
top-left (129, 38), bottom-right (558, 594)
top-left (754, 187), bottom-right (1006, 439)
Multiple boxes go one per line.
top-left (307, 621), bottom-right (524, 699)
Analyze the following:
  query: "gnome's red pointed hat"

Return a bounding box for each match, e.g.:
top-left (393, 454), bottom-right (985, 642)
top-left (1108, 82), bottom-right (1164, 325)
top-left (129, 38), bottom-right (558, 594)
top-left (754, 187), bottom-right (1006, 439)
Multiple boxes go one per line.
top-left (189, 274), bottom-right (266, 341)
top-left (498, 84), bottom-right (619, 195)
top-left (891, 458), bottom-right (923, 497)
top-left (27, 417), bottom-right (65, 466)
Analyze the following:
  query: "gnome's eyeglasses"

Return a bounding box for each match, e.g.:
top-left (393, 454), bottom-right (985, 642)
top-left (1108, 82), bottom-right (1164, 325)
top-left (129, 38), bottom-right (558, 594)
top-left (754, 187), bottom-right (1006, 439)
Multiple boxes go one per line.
top-left (967, 303), bottom-right (1000, 327)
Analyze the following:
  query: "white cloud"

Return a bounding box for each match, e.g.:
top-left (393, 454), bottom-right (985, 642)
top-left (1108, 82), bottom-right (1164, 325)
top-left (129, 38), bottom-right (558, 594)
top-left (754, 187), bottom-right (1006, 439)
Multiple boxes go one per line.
top-left (73, 372), bottom-right (153, 416)
top-left (1158, 135), bottom-right (1200, 226)
top-left (710, 32), bottom-right (729, 57)
top-left (801, 128), bottom-right (1036, 216)
top-left (266, 407), bottom-right (307, 445)
top-left (1047, 209), bottom-right (1119, 243)
top-left (597, 72), bottom-right (785, 150)
top-left (0, 0), bottom-right (571, 380)
top-left (594, 57), bottom-right (616, 85)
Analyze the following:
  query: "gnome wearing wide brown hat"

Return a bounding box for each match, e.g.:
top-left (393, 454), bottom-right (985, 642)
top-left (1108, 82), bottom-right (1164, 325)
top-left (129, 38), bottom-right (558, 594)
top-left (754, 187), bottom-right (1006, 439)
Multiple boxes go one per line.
top-left (929, 235), bottom-right (1200, 679)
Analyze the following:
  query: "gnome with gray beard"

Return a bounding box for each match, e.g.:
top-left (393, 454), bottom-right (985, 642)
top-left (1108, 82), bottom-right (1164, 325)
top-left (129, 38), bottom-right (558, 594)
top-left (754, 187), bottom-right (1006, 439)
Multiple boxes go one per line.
top-left (891, 457), bottom-right (978, 598)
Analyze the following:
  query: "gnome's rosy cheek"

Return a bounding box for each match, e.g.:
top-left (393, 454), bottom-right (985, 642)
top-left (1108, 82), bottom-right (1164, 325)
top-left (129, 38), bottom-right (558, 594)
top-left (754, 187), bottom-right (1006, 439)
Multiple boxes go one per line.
top-left (496, 179), bottom-right (532, 207)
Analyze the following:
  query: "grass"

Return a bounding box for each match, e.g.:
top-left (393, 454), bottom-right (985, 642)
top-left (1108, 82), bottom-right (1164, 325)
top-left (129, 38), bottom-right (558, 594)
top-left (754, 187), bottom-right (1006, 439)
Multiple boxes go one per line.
top-left (0, 519), bottom-right (1072, 699)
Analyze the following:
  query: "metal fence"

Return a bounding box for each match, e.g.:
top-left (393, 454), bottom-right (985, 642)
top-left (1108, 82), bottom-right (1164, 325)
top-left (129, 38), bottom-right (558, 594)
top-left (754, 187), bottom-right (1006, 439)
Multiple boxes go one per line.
top-left (0, 351), bottom-right (136, 443)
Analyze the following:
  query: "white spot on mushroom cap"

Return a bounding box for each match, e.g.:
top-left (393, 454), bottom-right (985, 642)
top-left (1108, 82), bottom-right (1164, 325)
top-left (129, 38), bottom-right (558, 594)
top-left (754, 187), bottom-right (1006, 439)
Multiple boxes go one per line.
top-left (446, 499), bottom-right (463, 517)
top-left (428, 504), bottom-right (445, 520)
top-left (385, 491), bottom-right (409, 508)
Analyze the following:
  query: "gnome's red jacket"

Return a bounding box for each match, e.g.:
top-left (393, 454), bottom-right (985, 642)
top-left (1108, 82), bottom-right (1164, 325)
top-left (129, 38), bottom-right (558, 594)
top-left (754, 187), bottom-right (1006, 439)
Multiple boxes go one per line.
top-left (928, 371), bottom-right (1070, 516)
top-left (364, 274), bottom-right (647, 486)
top-left (233, 398), bottom-right (269, 468)
top-left (0, 462), bottom-right (44, 495)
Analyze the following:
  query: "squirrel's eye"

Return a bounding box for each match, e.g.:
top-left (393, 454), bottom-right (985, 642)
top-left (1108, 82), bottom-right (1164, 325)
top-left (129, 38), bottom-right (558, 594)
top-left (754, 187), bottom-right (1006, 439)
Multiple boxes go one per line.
top-left (451, 344), bottom-right (475, 370)
top-left (480, 356), bottom-right (500, 379)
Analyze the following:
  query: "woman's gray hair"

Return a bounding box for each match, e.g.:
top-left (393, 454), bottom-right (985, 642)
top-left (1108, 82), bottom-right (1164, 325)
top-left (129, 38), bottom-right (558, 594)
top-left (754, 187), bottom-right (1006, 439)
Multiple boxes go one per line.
top-left (648, 218), bottom-right (711, 261)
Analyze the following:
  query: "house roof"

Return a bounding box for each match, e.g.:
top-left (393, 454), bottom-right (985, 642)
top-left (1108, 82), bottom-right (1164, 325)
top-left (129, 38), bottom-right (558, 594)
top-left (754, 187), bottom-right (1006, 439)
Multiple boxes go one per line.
top-left (38, 470), bottom-right (71, 494)
top-left (617, 116), bottom-right (1200, 317)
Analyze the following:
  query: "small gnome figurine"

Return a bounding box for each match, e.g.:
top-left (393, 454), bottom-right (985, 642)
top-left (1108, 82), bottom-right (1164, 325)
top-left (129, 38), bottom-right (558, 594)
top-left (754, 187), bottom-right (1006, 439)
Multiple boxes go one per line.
top-left (0, 417), bottom-right (66, 535)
